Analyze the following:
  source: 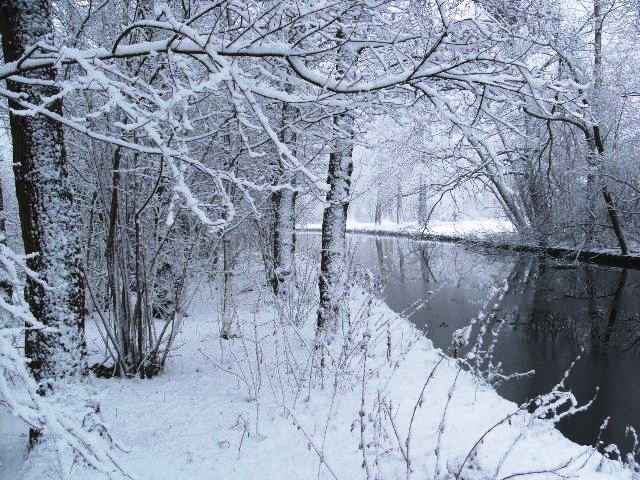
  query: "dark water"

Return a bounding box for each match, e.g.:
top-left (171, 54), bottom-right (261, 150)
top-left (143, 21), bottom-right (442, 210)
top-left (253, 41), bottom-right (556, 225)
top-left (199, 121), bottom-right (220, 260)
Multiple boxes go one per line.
top-left (304, 232), bottom-right (640, 454)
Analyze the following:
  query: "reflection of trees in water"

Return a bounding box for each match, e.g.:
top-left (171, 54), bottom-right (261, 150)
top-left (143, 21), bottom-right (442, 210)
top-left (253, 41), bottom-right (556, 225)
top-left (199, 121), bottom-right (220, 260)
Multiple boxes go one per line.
top-left (505, 256), bottom-right (536, 295)
top-left (397, 241), bottom-right (405, 283)
top-left (404, 240), bottom-right (510, 289)
top-left (593, 268), bottom-right (640, 352)
top-left (357, 234), bottom-right (640, 353)
top-left (604, 269), bottom-right (627, 344)
top-left (517, 260), bottom-right (640, 352)
top-left (525, 260), bottom-right (584, 346)
top-left (375, 238), bottom-right (387, 285)
top-left (367, 237), bottom-right (515, 292)
top-left (468, 256), bottom-right (540, 347)
top-left (411, 242), bottom-right (435, 283)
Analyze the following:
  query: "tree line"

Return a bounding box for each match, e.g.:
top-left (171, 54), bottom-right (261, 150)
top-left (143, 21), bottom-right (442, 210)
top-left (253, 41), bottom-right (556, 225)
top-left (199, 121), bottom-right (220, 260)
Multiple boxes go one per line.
top-left (1, 0), bottom-right (638, 471)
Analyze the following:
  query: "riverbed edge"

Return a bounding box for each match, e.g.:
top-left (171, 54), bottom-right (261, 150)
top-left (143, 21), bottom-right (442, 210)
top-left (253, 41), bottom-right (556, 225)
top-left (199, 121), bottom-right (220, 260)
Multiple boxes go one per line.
top-left (299, 224), bottom-right (640, 270)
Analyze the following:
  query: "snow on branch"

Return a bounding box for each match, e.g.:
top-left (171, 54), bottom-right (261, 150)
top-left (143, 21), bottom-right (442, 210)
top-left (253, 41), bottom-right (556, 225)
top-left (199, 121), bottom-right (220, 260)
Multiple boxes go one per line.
top-left (0, 239), bottom-right (132, 479)
top-left (0, 0), bottom-right (597, 234)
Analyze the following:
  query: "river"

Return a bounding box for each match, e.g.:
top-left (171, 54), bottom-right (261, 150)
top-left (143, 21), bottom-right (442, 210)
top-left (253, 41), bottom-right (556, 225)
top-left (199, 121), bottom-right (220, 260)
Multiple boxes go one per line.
top-left (303, 232), bottom-right (640, 455)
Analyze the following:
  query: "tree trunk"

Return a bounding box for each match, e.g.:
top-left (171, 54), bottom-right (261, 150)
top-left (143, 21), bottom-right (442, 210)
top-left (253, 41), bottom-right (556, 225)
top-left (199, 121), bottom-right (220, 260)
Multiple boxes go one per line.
top-left (461, 127), bottom-right (530, 231)
top-left (219, 118), bottom-right (239, 339)
top-left (0, 181), bottom-right (11, 297)
top-left (317, 112), bottom-right (354, 331)
top-left (0, 180), bottom-right (5, 235)
top-left (272, 189), bottom-right (298, 296)
top-left (220, 237), bottom-right (235, 338)
top-left (0, 0), bottom-right (87, 442)
top-left (586, 128), bottom-right (629, 255)
top-left (593, 0), bottom-right (604, 110)
top-left (418, 177), bottom-right (427, 226)
top-left (487, 168), bottom-right (529, 232)
top-left (601, 184), bottom-right (628, 254)
top-left (586, 0), bottom-right (628, 255)
top-left (271, 101), bottom-right (299, 297)
top-left (374, 190), bottom-right (383, 224)
top-left (396, 183), bottom-right (403, 225)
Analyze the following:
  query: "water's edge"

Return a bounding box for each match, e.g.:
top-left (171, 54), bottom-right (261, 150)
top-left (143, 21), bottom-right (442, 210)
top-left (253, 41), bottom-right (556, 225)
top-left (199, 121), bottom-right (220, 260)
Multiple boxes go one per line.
top-left (299, 225), bottom-right (640, 270)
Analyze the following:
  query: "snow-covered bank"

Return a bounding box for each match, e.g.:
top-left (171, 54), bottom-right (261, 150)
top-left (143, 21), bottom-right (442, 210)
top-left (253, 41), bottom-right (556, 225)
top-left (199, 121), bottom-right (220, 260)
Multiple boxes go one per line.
top-left (1, 281), bottom-right (635, 479)
top-left (303, 219), bottom-right (515, 239)
top-left (301, 220), bottom-right (640, 270)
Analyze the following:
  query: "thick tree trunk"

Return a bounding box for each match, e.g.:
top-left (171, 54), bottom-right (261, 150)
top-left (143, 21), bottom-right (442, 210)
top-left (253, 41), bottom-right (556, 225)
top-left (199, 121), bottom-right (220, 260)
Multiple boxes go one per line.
top-left (271, 189), bottom-right (298, 296)
top-left (271, 101), bottom-right (298, 297)
top-left (317, 113), bottom-right (354, 331)
top-left (586, 129), bottom-right (629, 255)
top-left (0, 0), bottom-right (87, 441)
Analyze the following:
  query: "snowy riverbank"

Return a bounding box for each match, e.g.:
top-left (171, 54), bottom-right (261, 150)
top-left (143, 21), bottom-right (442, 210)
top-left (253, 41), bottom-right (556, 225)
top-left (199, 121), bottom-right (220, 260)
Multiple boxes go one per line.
top-left (302, 219), bottom-right (516, 239)
top-left (1, 279), bottom-right (635, 479)
top-left (302, 220), bottom-right (640, 270)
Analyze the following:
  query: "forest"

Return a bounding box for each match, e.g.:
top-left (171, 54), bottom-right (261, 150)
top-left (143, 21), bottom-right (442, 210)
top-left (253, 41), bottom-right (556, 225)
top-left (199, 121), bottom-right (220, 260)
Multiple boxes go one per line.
top-left (1, 0), bottom-right (640, 479)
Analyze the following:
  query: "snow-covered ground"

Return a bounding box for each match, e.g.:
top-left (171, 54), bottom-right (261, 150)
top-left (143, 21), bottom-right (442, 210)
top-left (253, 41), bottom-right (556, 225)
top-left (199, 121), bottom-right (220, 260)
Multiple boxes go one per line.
top-left (303, 219), bottom-right (515, 238)
top-left (1, 279), bottom-right (634, 479)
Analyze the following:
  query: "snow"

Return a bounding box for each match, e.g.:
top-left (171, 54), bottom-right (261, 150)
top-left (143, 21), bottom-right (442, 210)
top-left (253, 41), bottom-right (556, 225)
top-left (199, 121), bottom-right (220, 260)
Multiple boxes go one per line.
top-left (303, 219), bottom-right (516, 239)
top-left (1, 273), bottom-right (634, 479)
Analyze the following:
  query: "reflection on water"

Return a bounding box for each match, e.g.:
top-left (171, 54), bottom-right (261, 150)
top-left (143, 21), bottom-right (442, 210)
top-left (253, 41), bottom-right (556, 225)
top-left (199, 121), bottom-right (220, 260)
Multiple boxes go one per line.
top-left (303, 233), bottom-right (640, 453)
